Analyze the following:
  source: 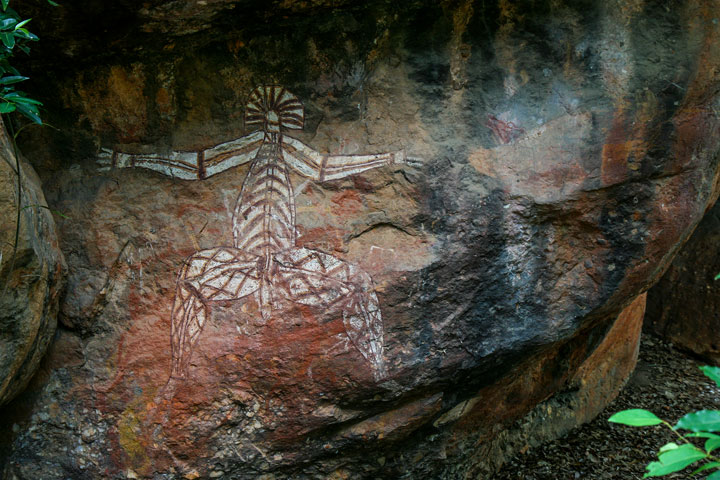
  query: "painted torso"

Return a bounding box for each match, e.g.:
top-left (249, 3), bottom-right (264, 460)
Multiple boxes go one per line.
top-left (232, 134), bottom-right (296, 261)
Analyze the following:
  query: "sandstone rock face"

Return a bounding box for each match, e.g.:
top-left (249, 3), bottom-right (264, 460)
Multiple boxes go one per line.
top-left (646, 201), bottom-right (720, 365)
top-left (2, 0), bottom-right (720, 478)
top-left (0, 120), bottom-right (65, 407)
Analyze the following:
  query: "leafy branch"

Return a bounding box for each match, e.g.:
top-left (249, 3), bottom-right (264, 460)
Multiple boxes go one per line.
top-left (609, 366), bottom-right (720, 479)
top-left (0, 0), bottom-right (55, 124)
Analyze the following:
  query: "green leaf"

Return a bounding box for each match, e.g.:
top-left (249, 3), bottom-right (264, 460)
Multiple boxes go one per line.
top-left (12, 95), bottom-right (41, 105)
top-left (659, 442), bottom-right (680, 453)
top-left (0, 32), bottom-right (14, 48)
top-left (644, 461), bottom-right (668, 477)
top-left (0, 101), bottom-right (14, 112)
top-left (13, 18), bottom-right (28, 29)
top-left (47, 0), bottom-right (59, 5)
top-left (0, 17), bottom-right (16, 29)
top-left (687, 432), bottom-right (720, 439)
top-left (691, 461), bottom-right (720, 475)
top-left (701, 366), bottom-right (720, 388)
top-left (18, 31), bottom-right (37, 42)
top-left (1, 0), bottom-right (8, 11)
top-left (14, 101), bottom-right (41, 124)
top-left (609, 409), bottom-right (664, 427)
top-left (715, 272), bottom-right (720, 281)
top-left (676, 410), bottom-right (720, 433)
top-left (1, 63), bottom-right (19, 76)
top-left (643, 444), bottom-right (707, 477)
top-left (659, 444), bottom-right (707, 464)
top-left (708, 470), bottom-right (720, 480)
top-left (0, 74), bottom-right (26, 84)
top-left (707, 437), bottom-right (720, 453)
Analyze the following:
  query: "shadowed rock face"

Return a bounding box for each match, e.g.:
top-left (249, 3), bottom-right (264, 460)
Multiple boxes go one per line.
top-left (0, 119), bottom-right (65, 408)
top-left (646, 200), bottom-right (720, 365)
top-left (1, 0), bottom-right (719, 478)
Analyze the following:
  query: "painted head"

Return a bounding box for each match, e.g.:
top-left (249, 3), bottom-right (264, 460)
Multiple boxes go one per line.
top-left (245, 85), bottom-right (304, 134)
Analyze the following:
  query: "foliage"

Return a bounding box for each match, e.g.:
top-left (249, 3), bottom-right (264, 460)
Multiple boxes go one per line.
top-left (609, 366), bottom-right (720, 479)
top-left (0, 0), bottom-right (57, 124)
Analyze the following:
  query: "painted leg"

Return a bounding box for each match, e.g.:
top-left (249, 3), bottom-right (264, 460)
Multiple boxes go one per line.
top-left (155, 263), bottom-right (208, 407)
top-left (169, 278), bottom-right (208, 379)
top-left (273, 248), bottom-right (387, 379)
top-left (152, 248), bottom-right (260, 425)
top-left (341, 269), bottom-right (387, 380)
top-left (169, 247), bottom-right (261, 380)
top-left (256, 278), bottom-right (277, 322)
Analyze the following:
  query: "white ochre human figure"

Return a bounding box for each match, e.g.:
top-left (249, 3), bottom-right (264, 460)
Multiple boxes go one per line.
top-left (99, 85), bottom-right (416, 385)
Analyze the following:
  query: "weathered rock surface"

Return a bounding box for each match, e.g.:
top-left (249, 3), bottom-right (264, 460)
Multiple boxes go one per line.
top-left (457, 293), bottom-right (646, 477)
top-left (2, 0), bottom-right (720, 478)
top-left (0, 119), bottom-right (65, 407)
top-left (645, 200), bottom-right (720, 365)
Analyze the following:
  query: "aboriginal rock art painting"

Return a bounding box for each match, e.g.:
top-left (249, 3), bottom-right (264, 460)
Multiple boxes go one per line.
top-left (99, 85), bottom-right (414, 383)
top-left (485, 114), bottom-right (525, 145)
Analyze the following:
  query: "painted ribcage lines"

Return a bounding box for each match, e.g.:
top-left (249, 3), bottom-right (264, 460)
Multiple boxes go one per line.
top-left (233, 148), bottom-right (296, 257)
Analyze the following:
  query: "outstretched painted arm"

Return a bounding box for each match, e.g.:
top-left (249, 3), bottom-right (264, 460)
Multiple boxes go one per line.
top-left (281, 136), bottom-right (415, 182)
top-left (97, 130), bottom-right (265, 180)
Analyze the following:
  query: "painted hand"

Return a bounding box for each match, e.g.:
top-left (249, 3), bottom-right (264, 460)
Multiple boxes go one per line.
top-left (394, 150), bottom-right (423, 167)
top-left (97, 147), bottom-right (114, 170)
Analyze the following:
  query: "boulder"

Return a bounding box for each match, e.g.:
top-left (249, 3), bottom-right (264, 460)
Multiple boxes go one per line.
top-left (447, 293), bottom-right (646, 477)
top-left (0, 118), bottom-right (65, 407)
top-left (645, 200), bottom-right (720, 365)
top-left (2, 0), bottom-right (720, 478)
